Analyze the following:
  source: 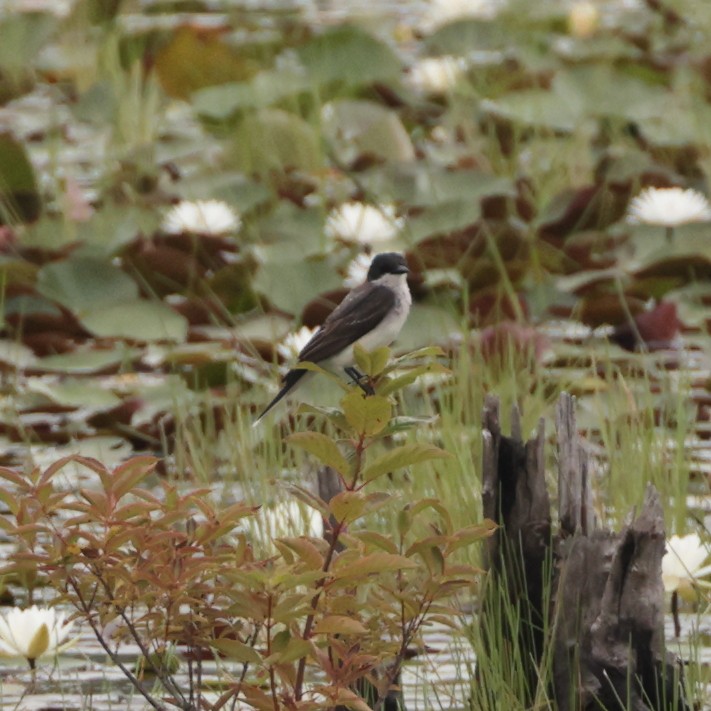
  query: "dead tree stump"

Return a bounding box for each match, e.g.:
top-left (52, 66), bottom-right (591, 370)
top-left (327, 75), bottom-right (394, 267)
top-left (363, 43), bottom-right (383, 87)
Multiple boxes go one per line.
top-left (480, 393), bottom-right (689, 711)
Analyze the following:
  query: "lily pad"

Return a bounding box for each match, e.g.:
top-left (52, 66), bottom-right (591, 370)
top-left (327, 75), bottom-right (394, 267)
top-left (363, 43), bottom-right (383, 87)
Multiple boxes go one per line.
top-left (407, 200), bottom-right (483, 243)
top-left (155, 25), bottom-right (259, 100)
top-left (192, 68), bottom-right (312, 119)
top-left (37, 257), bottom-right (139, 316)
top-left (37, 347), bottom-right (137, 374)
top-left (425, 17), bottom-right (512, 55)
top-left (80, 300), bottom-right (188, 342)
top-left (231, 109), bottom-right (322, 176)
top-left (397, 304), bottom-right (460, 352)
top-left (253, 253), bottom-right (341, 315)
top-left (361, 165), bottom-right (513, 208)
top-left (321, 100), bottom-right (415, 165)
top-left (296, 25), bottom-right (401, 88)
top-left (27, 377), bottom-right (122, 409)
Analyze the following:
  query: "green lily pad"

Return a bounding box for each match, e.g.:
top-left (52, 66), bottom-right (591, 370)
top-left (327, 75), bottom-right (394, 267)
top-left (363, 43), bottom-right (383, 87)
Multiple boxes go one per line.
top-left (361, 166), bottom-right (513, 207)
top-left (396, 303), bottom-right (460, 352)
top-left (231, 109), bottom-right (322, 176)
top-left (253, 253), bottom-right (341, 315)
top-left (408, 200), bottom-right (483, 243)
top-left (258, 202), bottom-right (328, 254)
top-left (74, 204), bottom-right (158, 257)
top-left (321, 100), bottom-right (415, 164)
top-left (192, 68), bottom-right (312, 119)
top-left (37, 347), bottom-right (137, 374)
top-left (425, 17), bottom-right (511, 56)
top-left (80, 300), bottom-right (188, 342)
top-left (296, 25), bottom-right (401, 88)
top-left (37, 258), bottom-right (139, 317)
top-left (27, 377), bottom-right (122, 409)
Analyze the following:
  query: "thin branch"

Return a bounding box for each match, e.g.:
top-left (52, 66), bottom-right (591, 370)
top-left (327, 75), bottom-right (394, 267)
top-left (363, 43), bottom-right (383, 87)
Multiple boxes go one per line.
top-left (70, 579), bottom-right (168, 711)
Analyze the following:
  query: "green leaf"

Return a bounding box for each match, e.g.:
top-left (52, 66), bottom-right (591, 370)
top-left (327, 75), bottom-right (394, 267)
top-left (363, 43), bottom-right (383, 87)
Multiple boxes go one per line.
top-left (297, 26), bottom-right (401, 87)
top-left (80, 300), bottom-right (188, 342)
top-left (36, 258), bottom-right (139, 316)
top-left (425, 17), bottom-right (510, 55)
top-left (328, 491), bottom-right (367, 524)
top-left (419, 545), bottom-right (445, 576)
top-left (378, 362), bottom-right (450, 397)
top-left (27, 378), bottom-right (121, 409)
top-left (231, 109), bottom-right (322, 177)
top-left (252, 251), bottom-right (341, 316)
top-left (353, 344), bottom-right (391, 378)
top-left (288, 432), bottom-right (350, 476)
top-left (111, 457), bottom-right (158, 500)
top-left (274, 537), bottom-right (324, 570)
top-left (341, 392), bottom-right (391, 436)
top-left (264, 635), bottom-right (311, 665)
top-left (314, 615), bottom-right (368, 635)
top-left (393, 345), bottom-right (447, 363)
top-left (192, 69), bottom-right (312, 118)
top-left (362, 443), bottom-right (451, 483)
top-left (352, 530), bottom-right (398, 554)
top-left (0, 132), bottom-right (40, 222)
top-left (321, 99), bottom-right (415, 164)
top-left (446, 522), bottom-right (497, 553)
top-left (333, 552), bottom-right (417, 580)
top-left (283, 484), bottom-right (329, 518)
top-left (211, 638), bottom-right (263, 664)
top-left (36, 347), bottom-right (136, 374)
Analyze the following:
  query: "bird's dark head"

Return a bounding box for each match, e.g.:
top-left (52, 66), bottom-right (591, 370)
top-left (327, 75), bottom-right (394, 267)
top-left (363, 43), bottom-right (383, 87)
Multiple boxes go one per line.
top-left (367, 252), bottom-right (409, 281)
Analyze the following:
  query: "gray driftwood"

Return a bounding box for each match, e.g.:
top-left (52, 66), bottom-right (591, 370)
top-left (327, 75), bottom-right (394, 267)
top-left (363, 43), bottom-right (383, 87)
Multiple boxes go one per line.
top-left (480, 392), bottom-right (689, 711)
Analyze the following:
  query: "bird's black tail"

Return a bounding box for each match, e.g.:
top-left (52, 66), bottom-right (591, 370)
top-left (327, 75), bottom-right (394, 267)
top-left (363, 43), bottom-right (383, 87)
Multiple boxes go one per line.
top-left (253, 369), bottom-right (307, 425)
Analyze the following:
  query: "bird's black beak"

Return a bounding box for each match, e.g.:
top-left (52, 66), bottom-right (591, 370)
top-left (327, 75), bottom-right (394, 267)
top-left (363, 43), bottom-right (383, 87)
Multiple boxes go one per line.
top-left (395, 264), bottom-right (410, 274)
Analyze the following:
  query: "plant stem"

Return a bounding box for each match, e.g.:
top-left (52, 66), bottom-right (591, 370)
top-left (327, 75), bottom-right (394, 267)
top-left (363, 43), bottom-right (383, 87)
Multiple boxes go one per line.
top-left (70, 580), bottom-right (169, 711)
top-left (294, 520), bottom-right (344, 700)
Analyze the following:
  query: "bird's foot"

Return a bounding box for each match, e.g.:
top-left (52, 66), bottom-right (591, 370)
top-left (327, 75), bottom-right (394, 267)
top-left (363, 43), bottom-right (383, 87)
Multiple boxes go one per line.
top-left (344, 367), bottom-right (375, 396)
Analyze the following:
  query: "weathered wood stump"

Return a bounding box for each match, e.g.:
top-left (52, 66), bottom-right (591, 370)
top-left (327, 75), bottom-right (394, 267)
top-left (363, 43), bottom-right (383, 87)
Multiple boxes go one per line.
top-left (480, 392), bottom-right (690, 711)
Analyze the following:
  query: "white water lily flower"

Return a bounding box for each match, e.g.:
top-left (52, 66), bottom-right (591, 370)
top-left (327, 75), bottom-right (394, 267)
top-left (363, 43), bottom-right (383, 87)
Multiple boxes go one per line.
top-left (163, 200), bottom-right (241, 236)
top-left (626, 187), bottom-right (711, 228)
top-left (408, 56), bottom-right (466, 94)
top-left (343, 253), bottom-right (371, 289)
top-left (0, 606), bottom-right (78, 666)
top-left (325, 202), bottom-right (403, 245)
top-left (662, 533), bottom-right (711, 595)
top-left (277, 326), bottom-right (318, 361)
top-left (568, 1), bottom-right (599, 38)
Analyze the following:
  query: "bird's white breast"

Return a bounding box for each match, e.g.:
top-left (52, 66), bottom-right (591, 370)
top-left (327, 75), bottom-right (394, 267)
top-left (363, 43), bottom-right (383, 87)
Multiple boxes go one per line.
top-left (331, 273), bottom-right (411, 367)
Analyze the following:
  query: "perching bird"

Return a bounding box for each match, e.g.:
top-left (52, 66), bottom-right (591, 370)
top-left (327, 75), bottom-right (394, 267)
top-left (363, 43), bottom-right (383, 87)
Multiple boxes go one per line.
top-left (255, 252), bottom-right (411, 423)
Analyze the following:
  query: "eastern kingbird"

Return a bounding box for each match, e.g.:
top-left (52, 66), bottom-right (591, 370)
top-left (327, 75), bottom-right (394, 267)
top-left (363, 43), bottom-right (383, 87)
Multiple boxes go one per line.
top-left (255, 252), bottom-right (411, 423)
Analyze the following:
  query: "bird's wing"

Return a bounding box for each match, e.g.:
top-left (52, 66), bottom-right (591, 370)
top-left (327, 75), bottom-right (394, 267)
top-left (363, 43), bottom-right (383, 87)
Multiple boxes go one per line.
top-left (298, 283), bottom-right (396, 364)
